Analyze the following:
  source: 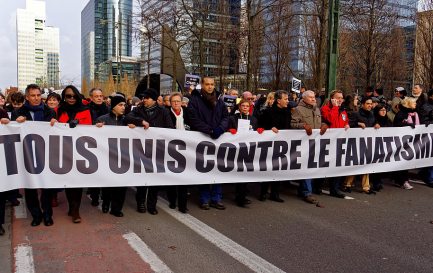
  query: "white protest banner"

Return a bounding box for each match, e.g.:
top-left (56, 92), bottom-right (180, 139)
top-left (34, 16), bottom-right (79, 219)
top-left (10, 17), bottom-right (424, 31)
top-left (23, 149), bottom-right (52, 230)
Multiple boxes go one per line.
top-left (1, 121), bottom-right (433, 191)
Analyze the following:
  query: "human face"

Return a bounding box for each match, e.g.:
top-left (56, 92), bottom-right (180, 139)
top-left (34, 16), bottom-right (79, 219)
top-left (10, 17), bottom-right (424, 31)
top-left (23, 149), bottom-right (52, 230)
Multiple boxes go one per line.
top-left (47, 97), bottom-right (60, 109)
top-left (303, 93), bottom-right (316, 106)
top-left (26, 88), bottom-right (42, 106)
top-left (11, 101), bottom-right (24, 110)
top-left (362, 99), bottom-right (373, 111)
top-left (0, 95), bottom-right (5, 107)
top-left (394, 90), bottom-right (402, 98)
top-left (378, 107), bottom-right (387, 117)
top-left (202, 78), bottom-right (215, 94)
top-left (239, 102), bottom-right (250, 115)
top-left (112, 102), bottom-right (126, 116)
top-left (412, 85), bottom-right (422, 96)
top-left (143, 97), bottom-right (156, 108)
top-left (157, 96), bottom-right (163, 106)
top-left (277, 94), bottom-right (289, 108)
top-left (90, 90), bottom-right (104, 105)
top-left (408, 100), bottom-right (417, 109)
top-left (163, 96), bottom-right (171, 107)
top-left (64, 88), bottom-right (78, 106)
top-left (170, 95), bottom-right (182, 111)
top-left (331, 92), bottom-right (344, 106)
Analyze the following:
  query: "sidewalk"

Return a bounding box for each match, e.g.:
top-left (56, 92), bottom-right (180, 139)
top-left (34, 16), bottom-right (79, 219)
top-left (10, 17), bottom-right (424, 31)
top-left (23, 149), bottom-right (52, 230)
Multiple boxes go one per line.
top-left (10, 192), bottom-right (154, 273)
top-left (0, 203), bottom-right (12, 273)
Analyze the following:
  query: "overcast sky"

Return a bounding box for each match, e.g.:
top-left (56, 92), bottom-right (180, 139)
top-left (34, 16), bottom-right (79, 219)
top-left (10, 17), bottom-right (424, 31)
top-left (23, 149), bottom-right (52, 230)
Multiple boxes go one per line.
top-left (0, 0), bottom-right (93, 90)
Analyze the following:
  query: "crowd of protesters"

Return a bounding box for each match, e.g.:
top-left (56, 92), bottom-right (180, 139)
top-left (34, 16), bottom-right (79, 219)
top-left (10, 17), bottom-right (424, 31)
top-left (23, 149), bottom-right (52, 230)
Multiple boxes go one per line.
top-left (0, 77), bottom-right (433, 236)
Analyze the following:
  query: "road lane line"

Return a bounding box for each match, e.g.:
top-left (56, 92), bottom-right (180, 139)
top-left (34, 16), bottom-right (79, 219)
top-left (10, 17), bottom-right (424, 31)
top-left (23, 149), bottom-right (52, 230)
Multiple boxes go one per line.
top-left (123, 232), bottom-right (173, 273)
top-left (157, 197), bottom-right (286, 273)
top-left (14, 198), bottom-right (27, 219)
top-left (14, 244), bottom-right (35, 273)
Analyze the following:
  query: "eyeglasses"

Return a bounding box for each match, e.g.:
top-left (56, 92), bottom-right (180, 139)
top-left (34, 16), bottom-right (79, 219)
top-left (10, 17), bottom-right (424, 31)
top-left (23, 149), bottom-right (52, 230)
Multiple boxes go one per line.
top-left (65, 94), bottom-right (77, 99)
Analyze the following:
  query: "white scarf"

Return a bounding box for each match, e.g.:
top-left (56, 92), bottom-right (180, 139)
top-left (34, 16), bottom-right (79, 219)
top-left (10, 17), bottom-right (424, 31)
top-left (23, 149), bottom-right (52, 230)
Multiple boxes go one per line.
top-left (171, 107), bottom-right (185, 130)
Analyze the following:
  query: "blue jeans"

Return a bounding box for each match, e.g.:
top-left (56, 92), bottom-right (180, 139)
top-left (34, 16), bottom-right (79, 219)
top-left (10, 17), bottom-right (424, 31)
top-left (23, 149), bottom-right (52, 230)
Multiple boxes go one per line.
top-left (298, 179), bottom-right (313, 197)
top-left (199, 184), bottom-right (222, 204)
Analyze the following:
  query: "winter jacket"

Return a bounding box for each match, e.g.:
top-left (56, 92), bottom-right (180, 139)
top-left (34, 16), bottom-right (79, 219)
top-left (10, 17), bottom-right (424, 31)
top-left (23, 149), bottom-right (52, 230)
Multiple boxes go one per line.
top-left (12, 104), bottom-right (56, 122)
top-left (291, 100), bottom-right (325, 129)
top-left (394, 106), bottom-right (419, 127)
top-left (0, 108), bottom-right (9, 119)
top-left (187, 89), bottom-right (229, 135)
top-left (259, 104), bottom-right (291, 130)
top-left (228, 113), bottom-right (258, 131)
top-left (351, 108), bottom-right (376, 128)
top-left (125, 104), bottom-right (174, 129)
top-left (58, 109), bottom-right (92, 125)
top-left (321, 103), bottom-right (349, 128)
top-left (89, 102), bottom-right (110, 125)
top-left (169, 106), bottom-right (192, 130)
top-left (96, 112), bottom-right (126, 126)
top-left (419, 101), bottom-right (433, 125)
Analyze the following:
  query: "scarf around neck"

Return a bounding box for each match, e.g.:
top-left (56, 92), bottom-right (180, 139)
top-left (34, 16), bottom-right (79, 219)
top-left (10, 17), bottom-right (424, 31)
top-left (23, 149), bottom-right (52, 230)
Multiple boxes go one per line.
top-left (24, 101), bottom-right (45, 121)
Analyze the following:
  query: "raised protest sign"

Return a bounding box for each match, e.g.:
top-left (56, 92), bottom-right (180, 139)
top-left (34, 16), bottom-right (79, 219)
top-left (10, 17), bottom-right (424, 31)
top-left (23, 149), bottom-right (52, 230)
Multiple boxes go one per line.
top-left (1, 122), bottom-right (432, 191)
top-left (184, 74), bottom-right (200, 89)
top-left (291, 77), bottom-right (302, 93)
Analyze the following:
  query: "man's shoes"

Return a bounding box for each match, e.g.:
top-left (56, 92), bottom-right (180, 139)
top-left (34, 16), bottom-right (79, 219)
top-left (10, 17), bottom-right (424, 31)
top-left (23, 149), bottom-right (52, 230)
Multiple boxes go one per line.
top-left (244, 198), bottom-right (251, 205)
top-left (258, 194), bottom-right (268, 201)
top-left (43, 216), bottom-right (54, 226)
top-left (72, 215), bottom-right (81, 223)
top-left (330, 191), bottom-right (346, 199)
top-left (102, 202), bottom-right (109, 213)
top-left (303, 195), bottom-right (318, 204)
top-left (200, 203), bottom-right (210, 210)
top-left (137, 203), bottom-right (146, 213)
top-left (363, 189), bottom-right (376, 195)
top-left (31, 218), bottom-right (41, 227)
top-left (210, 202), bottom-right (226, 210)
top-left (269, 195), bottom-right (284, 203)
top-left (402, 181), bottom-right (413, 190)
top-left (178, 207), bottom-right (188, 213)
top-left (169, 203), bottom-right (176, 209)
top-left (148, 209), bottom-right (158, 215)
top-left (0, 225), bottom-right (5, 236)
top-left (372, 184), bottom-right (383, 192)
top-left (110, 211), bottom-right (124, 217)
top-left (91, 199), bottom-right (99, 207)
top-left (236, 198), bottom-right (251, 207)
top-left (342, 187), bottom-right (352, 193)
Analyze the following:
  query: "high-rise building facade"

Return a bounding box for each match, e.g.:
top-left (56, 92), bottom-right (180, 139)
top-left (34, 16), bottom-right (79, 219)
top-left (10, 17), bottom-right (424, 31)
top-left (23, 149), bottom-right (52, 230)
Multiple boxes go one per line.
top-left (17, 0), bottom-right (60, 90)
top-left (81, 0), bottom-right (133, 85)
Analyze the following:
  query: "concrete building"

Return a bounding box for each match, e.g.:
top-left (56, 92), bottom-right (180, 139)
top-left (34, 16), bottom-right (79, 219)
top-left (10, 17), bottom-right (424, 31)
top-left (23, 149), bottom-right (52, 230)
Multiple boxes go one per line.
top-left (16, 0), bottom-right (60, 90)
top-left (81, 0), bottom-right (133, 85)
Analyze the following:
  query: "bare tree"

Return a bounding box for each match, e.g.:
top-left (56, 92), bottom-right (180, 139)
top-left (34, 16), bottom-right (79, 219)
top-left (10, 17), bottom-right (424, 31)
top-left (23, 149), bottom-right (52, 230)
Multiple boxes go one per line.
top-left (414, 0), bottom-right (433, 89)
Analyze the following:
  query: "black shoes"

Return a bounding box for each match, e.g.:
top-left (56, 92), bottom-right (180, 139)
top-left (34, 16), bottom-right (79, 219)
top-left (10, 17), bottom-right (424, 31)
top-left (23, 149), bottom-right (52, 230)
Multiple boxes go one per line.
top-left (102, 202), bottom-right (109, 213)
top-left (110, 211), bottom-right (124, 217)
top-left (31, 218), bottom-right (41, 227)
top-left (210, 202), bottom-right (226, 210)
top-left (43, 216), bottom-right (54, 226)
top-left (169, 203), bottom-right (176, 209)
top-left (137, 203), bottom-right (146, 213)
top-left (258, 194), bottom-right (268, 201)
top-left (0, 225), bottom-right (5, 236)
top-left (178, 207), bottom-right (188, 213)
top-left (236, 198), bottom-right (252, 207)
top-left (200, 203), bottom-right (210, 210)
top-left (148, 209), bottom-right (158, 215)
top-left (330, 191), bottom-right (346, 199)
top-left (91, 199), bottom-right (99, 207)
top-left (269, 195), bottom-right (284, 203)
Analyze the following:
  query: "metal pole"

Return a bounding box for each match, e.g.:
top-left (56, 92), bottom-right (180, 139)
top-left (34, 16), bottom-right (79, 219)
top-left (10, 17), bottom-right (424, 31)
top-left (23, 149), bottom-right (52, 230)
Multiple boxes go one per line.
top-left (325, 0), bottom-right (340, 97)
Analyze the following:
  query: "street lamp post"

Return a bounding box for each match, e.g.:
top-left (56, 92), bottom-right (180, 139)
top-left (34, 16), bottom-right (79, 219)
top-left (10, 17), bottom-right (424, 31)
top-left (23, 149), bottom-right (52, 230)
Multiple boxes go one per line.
top-left (325, 0), bottom-right (340, 97)
top-left (141, 26), bottom-right (151, 89)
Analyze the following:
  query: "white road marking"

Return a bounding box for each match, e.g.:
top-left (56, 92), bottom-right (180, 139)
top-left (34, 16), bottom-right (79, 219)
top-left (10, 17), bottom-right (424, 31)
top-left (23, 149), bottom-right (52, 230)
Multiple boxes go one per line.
top-left (409, 179), bottom-right (426, 185)
top-left (123, 232), bottom-right (173, 273)
top-left (14, 244), bottom-right (35, 273)
top-left (157, 197), bottom-right (286, 273)
top-left (14, 198), bottom-right (27, 219)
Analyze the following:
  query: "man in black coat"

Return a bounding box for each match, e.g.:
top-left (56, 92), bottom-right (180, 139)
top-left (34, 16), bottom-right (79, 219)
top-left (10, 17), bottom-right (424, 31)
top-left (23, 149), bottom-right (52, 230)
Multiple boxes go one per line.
top-left (258, 90), bottom-right (291, 202)
top-left (9, 84), bottom-right (57, 227)
top-left (187, 76), bottom-right (229, 210)
top-left (125, 88), bottom-right (174, 215)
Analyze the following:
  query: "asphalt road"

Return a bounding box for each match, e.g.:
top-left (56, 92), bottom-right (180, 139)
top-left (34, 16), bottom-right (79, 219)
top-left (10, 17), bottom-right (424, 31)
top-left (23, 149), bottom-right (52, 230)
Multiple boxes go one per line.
top-left (5, 178), bottom-right (433, 273)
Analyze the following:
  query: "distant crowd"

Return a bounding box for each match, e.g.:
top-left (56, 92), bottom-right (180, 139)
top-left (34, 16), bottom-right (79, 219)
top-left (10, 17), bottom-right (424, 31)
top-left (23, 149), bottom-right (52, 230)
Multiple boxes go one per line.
top-left (0, 78), bottom-right (432, 235)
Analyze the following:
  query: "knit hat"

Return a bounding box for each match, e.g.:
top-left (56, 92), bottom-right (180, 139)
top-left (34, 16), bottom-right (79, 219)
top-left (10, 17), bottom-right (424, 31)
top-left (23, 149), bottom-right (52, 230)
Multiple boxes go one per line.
top-left (141, 88), bottom-right (158, 101)
top-left (110, 94), bottom-right (126, 110)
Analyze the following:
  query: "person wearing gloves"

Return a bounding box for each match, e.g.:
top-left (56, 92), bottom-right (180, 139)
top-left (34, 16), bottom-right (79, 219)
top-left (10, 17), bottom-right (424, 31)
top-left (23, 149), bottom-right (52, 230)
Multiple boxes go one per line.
top-left (291, 90), bottom-right (328, 205)
top-left (187, 76), bottom-right (229, 210)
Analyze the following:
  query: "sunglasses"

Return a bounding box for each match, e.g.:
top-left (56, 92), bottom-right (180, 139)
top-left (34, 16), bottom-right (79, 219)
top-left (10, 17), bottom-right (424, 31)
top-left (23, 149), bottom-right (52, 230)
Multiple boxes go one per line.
top-left (65, 94), bottom-right (77, 99)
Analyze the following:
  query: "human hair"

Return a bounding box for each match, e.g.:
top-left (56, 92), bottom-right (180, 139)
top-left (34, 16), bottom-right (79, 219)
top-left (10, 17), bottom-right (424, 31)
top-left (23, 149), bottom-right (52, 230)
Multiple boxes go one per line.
top-left (201, 76), bottom-right (214, 84)
top-left (329, 89), bottom-right (343, 99)
top-left (25, 84), bottom-right (41, 95)
top-left (265, 92), bottom-right (275, 106)
top-left (273, 90), bottom-right (288, 106)
top-left (375, 88), bottom-right (384, 96)
top-left (10, 92), bottom-right (25, 103)
top-left (401, 97), bottom-right (417, 108)
top-left (414, 83), bottom-right (424, 91)
top-left (361, 96), bottom-right (372, 104)
top-left (46, 92), bottom-right (61, 102)
top-left (302, 90), bottom-right (315, 98)
top-left (61, 85), bottom-right (81, 101)
top-left (170, 92), bottom-right (182, 102)
top-left (89, 88), bottom-right (103, 97)
top-left (238, 99), bottom-right (250, 106)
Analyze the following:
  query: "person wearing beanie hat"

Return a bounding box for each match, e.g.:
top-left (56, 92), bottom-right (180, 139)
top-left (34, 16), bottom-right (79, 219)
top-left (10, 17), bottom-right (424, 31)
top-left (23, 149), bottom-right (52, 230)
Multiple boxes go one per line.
top-left (95, 93), bottom-right (133, 217)
top-left (125, 87), bottom-right (174, 215)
